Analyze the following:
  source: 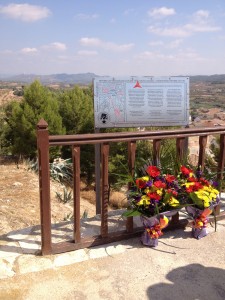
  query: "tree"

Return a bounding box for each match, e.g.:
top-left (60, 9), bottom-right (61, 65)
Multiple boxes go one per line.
top-left (58, 85), bottom-right (94, 134)
top-left (58, 85), bottom-right (95, 184)
top-left (4, 80), bottom-right (64, 158)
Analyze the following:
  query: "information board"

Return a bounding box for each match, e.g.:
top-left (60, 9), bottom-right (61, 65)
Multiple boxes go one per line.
top-left (93, 76), bottom-right (189, 128)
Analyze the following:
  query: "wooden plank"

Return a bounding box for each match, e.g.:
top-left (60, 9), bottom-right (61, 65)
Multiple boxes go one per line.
top-left (126, 141), bottom-right (137, 233)
top-left (37, 119), bottom-right (52, 255)
top-left (198, 135), bottom-right (207, 170)
top-left (101, 143), bottom-right (109, 238)
top-left (72, 145), bottom-right (81, 243)
top-left (217, 134), bottom-right (225, 183)
top-left (49, 126), bottom-right (225, 146)
top-left (153, 139), bottom-right (161, 166)
top-left (176, 137), bottom-right (185, 162)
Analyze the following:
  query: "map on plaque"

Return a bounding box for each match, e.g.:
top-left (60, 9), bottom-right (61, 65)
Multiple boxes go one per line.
top-left (93, 76), bottom-right (189, 128)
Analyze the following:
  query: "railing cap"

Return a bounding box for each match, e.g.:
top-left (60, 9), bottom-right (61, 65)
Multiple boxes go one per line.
top-left (37, 119), bottom-right (48, 130)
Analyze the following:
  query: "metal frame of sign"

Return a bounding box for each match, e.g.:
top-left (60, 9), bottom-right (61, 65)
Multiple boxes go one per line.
top-left (94, 76), bottom-right (189, 128)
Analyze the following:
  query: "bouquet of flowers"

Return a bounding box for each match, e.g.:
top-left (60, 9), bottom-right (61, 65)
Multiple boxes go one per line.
top-left (179, 165), bottom-right (220, 239)
top-left (124, 165), bottom-right (186, 218)
top-left (123, 165), bottom-right (188, 246)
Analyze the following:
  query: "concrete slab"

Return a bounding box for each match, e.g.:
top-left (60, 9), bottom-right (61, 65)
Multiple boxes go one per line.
top-left (0, 208), bottom-right (225, 299)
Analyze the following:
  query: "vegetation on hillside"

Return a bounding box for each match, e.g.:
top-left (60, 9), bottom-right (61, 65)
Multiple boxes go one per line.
top-left (0, 79), bottom-right (224, 190)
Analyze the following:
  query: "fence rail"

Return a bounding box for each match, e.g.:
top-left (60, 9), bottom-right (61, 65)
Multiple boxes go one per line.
top-left (37, 119), bottom-right (225, 255)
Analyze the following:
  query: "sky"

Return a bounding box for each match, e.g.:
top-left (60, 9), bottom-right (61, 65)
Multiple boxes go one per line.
top-left (0, 0), bottom-right (225, 76)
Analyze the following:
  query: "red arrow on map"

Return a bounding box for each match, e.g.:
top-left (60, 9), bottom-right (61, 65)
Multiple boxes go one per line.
top-left (133, 81), bottom-right (142, 88)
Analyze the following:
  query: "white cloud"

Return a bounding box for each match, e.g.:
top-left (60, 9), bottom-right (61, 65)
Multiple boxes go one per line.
top-left (137, 51), bottom-right (174, 60)
top-left (42, 42), bottom-right (67, 51)
top-left (175, 49), bottom-right (204, 61)
top-left (77, 50), bottom-right (98, 56)
top-left (184, 23), bottom-right (221, 33)
top-left (167, 39), bottom-right (183, 49)
top-left (21, 47), bottom-right (38, 54)
top-left (184, 10), bottom-right (221, 33)
top-left (0, 3), bottom-right (51, 22)
top-left (148, 7), bottom-right (176, 18)
top-left (148, 26), bottom-right (190, 38)
top-left (75, 13), bottom-right (99, 20)
top-left (136, 48), bottom-right (203, 62)
top-left (149, 39), bottom-right (182, 49)
top-left (80, 37), bottom-right (101, 47)
top-left (194, 10), bottom-right (210, 19)
top-left (148, 9), bottom-right (221, 38)
top-left (149, 40), bottom-right (164, 47)
top-left (79, 37), bottom-right (134, 52)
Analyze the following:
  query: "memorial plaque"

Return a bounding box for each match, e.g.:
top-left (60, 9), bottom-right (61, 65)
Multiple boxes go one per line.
top-left (94, 76), bottom-right (189, 128)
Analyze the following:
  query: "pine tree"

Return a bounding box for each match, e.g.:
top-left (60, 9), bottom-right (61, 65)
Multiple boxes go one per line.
top-left (4, 80), bottom-right (64, 158)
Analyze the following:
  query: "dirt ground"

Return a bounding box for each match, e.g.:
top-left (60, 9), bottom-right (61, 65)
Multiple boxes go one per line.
top-left (0, 163), bottom-right (96, 236)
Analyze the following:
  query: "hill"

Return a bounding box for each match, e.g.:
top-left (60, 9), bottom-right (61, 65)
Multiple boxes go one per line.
top-left (0, 163), bottom-right (96, 236)
top-left (0, 73), bottom-right (100, 85)
top-left (1, 73), bottom-right (225, 85)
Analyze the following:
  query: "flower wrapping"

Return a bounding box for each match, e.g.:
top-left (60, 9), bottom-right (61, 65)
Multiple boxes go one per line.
top-left (185, 197), bottom-right (220, 239)
top-left (140, 215), bottom-right (169, 247)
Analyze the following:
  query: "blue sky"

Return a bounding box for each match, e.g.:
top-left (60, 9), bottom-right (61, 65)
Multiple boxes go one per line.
top-left (0, 0), bottom-right (225, 76)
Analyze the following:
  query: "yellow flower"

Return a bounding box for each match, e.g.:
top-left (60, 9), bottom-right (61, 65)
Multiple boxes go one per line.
top-left (156, 189), bottom-right (163, 196)
top-left (184, 182), bottom-right (195, 188)
top-left (195, 190), bottom-right (211, 207)
top-left (137, 195), bottom-right (150, 206)
top-left (144, 187), bottom-right (150, 194)
top-left (203, 186), bottom-right (219, 200)
top-left (168, 196), bottom-right (180, 207)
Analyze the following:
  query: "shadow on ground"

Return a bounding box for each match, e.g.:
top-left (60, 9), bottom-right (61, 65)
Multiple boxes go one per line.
top-left (147, 263), bottom-right (225, 300)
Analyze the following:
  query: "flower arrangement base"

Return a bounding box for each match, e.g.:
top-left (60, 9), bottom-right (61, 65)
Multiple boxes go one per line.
top-left (192, 227), bottom-right (208, 240)
top-left (141, 230), bottom-right (158, 247)
top-left (140, 215), bottom-right (169, 247)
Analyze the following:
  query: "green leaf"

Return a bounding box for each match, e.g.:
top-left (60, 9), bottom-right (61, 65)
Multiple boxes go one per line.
top-left (122, 210), bottom-right (141, 217)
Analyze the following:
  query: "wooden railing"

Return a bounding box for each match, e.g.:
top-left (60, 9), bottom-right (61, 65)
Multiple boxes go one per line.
top-left (37, 119), bottom-right (225, 255)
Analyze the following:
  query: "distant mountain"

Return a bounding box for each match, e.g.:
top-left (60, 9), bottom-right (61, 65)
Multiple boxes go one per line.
top-left (0, 73), bottom-right (100, 85)
top-left (190, 74), bottom-right (225, 83)
top-left (1, 73), bottom-right (225, 85)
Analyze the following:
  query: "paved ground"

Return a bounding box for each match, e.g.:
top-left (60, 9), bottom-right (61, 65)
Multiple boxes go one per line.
top-left (1, 215), bottom-right (225, 300)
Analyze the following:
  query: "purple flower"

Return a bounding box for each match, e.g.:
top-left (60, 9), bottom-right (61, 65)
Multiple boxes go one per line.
top-left (146, 180), bottom-right (153, 187)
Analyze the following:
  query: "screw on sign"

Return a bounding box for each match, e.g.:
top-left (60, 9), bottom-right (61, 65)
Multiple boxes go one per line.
top-left (100, 113), bottom-right (109, 124)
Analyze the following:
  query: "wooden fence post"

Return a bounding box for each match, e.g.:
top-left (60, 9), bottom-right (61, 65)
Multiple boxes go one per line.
top-left (127, 141), bottom-right (136, 233)
top-left (72, 145), bottom-right (81, 243)
top-left (101, 143), bottom-right (109, 238)
top-left (37, 119), bottom-right (52, 255)
top-left (216, 133), bottom-right (225, 215)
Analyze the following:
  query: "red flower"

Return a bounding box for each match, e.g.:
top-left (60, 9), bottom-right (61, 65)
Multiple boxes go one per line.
top-left (200, 178), bottom-right (209, 186)
top-left (186, 187), bottom-right (194, 193)
top-left (188, 176), bottom-right (197, 182)
top-left (154, 180), bottom-right (166, 189)
top-left (192, 182), bottom-right (203, 191)
top-left (136, 179), bottom-right (146, 189)
top-left (165, 174), bottom-right (176, 183)
top-left (181, 166), bottom-right (192, 176)
top-left (167, 189), bottom-right (178, 197)
top-left (146, 166), bottom-right (160, 177)
top-left (147, 192), bottom-right (161, 201)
